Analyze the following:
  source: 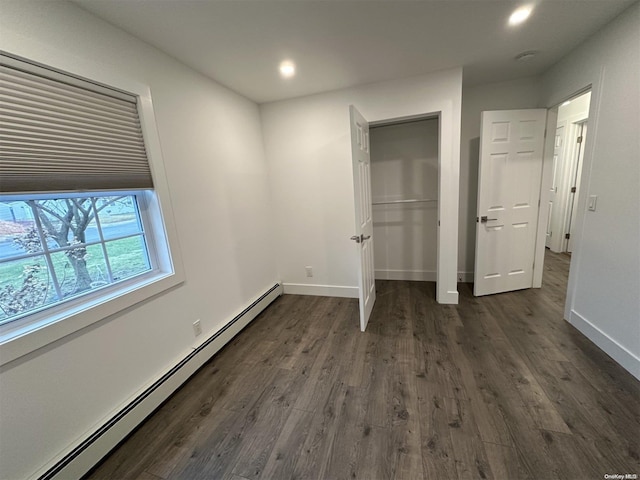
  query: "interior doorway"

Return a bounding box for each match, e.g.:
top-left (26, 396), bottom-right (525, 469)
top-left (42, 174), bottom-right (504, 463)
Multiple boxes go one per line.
top-left (545, 90), bottom-right (591, 254)
top-left (540, 89), bottom-right (592, 311)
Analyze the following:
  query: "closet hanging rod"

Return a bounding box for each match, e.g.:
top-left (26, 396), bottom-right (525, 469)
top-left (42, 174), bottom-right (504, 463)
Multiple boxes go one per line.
top-left (372, 199), bottom-right (437, 205)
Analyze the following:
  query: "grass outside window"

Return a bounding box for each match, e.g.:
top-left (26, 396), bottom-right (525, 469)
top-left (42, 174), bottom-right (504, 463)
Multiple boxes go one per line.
top-left (0, 194), bottom-right (153, 324)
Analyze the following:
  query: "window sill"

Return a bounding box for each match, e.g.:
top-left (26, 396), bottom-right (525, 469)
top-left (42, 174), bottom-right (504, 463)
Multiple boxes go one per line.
top-left (0, 269), bottom-right (184, 367)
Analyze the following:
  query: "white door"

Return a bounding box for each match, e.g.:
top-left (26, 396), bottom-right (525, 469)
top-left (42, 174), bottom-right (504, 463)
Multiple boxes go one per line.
top-left (349, 105), bottom-right (376, 331)
top-left (545, 123), bottom-right (565, 248)
top-left (474, 109), bottom-right (547, 296)
top-left (567, 122), bottom-right (587, 252)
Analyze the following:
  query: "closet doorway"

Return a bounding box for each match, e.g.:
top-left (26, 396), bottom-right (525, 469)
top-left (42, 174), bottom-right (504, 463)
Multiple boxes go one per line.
top-left (369, 117), bottom-right (439, 283)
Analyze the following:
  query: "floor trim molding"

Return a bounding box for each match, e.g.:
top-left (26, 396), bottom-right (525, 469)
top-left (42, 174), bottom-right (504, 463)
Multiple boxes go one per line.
top-left (568, 309), bottom-right (640, 380)
top-left (375, 269), bottom-right (437, 281)
top-left (375, 270), bottom-right (474, 283)
top-left (282, 283), bottom-right (358, 298)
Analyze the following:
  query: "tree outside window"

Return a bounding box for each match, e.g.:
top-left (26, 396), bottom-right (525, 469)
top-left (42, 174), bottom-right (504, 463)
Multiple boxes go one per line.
top-left (0, 194), bottom-right (151, 323)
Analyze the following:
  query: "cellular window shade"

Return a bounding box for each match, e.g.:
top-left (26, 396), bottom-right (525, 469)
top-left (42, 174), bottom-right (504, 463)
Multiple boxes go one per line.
top-left (0, 56), bottom-right (153, 193)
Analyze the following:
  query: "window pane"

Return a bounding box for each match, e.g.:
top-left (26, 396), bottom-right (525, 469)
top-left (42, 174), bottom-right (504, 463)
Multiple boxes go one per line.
top-left (0, 202), bottom-right (43, 260)
top-left (96, 196), bottom-right (143, 240)
top-left (30, 198), bottom-right (99, 248)
top-left (105, 236), bottom-right (151, 281)
top-left (0, 217), bottom-right (44, 263)
top-left (0, 255), bottom-right (57, 323)
top-left (51, 244), bottom-right (110, 298)
top-left (0, 191), bottom-right (158, 326)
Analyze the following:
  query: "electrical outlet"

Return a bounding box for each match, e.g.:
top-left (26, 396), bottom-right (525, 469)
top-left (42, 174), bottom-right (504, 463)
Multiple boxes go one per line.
top-left (305, 266), bottom-right (313, 277)
top-left (193, 319), bottom-right (202, 337)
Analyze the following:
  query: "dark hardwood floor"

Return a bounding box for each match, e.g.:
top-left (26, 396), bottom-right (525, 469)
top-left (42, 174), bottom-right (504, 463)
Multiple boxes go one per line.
top-left (87, 251), bottom-right (640, 480)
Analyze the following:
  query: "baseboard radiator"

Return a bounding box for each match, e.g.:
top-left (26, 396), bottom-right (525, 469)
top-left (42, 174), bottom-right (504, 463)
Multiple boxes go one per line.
top-left (36, 283), bottom-right (283, 480)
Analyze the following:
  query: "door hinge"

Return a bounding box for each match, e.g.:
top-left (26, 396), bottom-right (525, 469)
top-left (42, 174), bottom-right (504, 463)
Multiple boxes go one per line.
top-left (565, 233), bottom-right (571, 239)
top-left (571, 186), bottom-right (577, 193)
top-left (577, 136), bottom-right (583, 144)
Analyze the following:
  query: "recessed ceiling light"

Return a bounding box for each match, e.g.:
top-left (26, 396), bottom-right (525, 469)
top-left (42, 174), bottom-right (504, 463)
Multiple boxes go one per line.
top-left (279, 61), bottom-right (295, 78)
top-left (509, 5), bottom-right (533, 26)
top-left (514, 50), bottom-right (539, 62)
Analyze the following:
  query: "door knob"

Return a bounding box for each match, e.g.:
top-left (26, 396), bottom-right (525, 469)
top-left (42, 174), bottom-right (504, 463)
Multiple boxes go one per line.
top-left (480, 216), bottom-right (498, 223)
top-left (351, 234), bottom-right (371, 243)
top-left (351, 234), bottom-right (372, 243)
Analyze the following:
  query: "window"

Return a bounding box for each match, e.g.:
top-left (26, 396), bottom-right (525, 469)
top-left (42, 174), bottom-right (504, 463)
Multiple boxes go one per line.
top-left (0, 192), bottom-right (156, 324)
top-left (0, 52), bottom-right (183, 363)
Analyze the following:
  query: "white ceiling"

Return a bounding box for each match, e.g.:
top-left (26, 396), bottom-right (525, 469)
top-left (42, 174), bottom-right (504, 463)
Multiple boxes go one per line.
top-left (74, 0), bottom-right (636, 104)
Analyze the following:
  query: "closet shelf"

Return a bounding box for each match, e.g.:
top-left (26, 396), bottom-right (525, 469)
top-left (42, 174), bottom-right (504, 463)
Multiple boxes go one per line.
top-left (372, 199), bottom-right (437, 205)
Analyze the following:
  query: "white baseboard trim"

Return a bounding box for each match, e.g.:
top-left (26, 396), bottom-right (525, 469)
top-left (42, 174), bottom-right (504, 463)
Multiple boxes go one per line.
top-left (375, 269), bottom-right (436, 281)
top-left (376, 270), bottom-right (473, 283)
top-left (438, 290), bottom-right (459, 305)
top-left (375, 270), bottom-right (474, 283)
top-left (568, 309), bottom-right (640, 381)
top-left (34, 283), bottom-right (283, 480)
top-left (282, 283), bottom-right (358, 298)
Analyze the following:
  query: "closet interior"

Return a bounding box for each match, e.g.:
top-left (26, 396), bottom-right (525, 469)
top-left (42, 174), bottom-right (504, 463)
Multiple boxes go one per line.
top-left (369, 117), bottom-right (439, 282)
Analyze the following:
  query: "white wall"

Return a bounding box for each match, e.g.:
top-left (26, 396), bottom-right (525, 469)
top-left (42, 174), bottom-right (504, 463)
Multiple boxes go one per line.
top-left (542, 2), bottom-right (640, 378)
top-left (261, 68), bottom-right (462, 303)
top-left (0, 1), bottom-right (278, 479)
top-left (459, 77), bottom-right (542, 276)
top-left (370, 119), bottom-right (439, 281)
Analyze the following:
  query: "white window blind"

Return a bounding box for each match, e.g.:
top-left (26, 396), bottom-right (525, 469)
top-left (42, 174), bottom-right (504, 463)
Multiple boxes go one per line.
top-left (0, 53), bottom-right (154, 193)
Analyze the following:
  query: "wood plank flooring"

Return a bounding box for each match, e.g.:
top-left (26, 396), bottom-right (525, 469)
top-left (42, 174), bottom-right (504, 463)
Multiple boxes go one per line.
top-left (87, 251), bottom-right (640, 480)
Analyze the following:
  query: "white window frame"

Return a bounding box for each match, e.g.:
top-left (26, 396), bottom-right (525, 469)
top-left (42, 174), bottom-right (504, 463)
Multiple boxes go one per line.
top-left (1, 191), bottom-right (159, 322)
top-left (0, 55), bottom-right (185, 367)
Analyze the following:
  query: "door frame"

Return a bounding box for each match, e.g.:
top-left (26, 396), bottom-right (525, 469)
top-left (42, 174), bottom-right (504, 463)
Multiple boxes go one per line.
top-left (546, 112), bottom-right (589, 253)
top-left (368, 114), bottom-right (440, 282)
top-left (564, 119), bottom-right (588, 252)
top-left (545, 119), bottom-right (568, 251)
top-left (357, 102), bottom-right (459, 305)
top-left (533, 86), bottom-right (594, 301)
